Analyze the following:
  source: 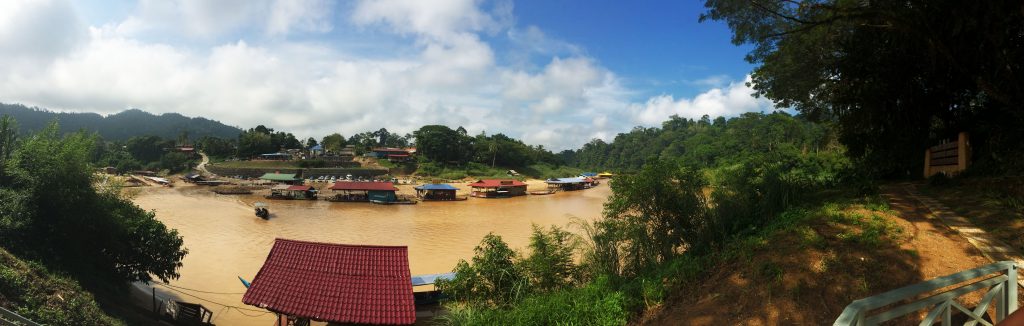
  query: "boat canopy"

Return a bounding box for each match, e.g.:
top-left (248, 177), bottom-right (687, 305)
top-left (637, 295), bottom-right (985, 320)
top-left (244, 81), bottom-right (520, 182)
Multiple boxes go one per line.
top-left (545, 177), bottom-right (588, 184)
top-left (411, 272), bottom-right (456, 286)
top-left (414, 184), bottom-right (459, 191)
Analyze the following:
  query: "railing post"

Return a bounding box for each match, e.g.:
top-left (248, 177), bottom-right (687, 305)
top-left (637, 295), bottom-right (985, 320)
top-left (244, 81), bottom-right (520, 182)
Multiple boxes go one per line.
top-left (1008, 263), bottom-right (1019, 315)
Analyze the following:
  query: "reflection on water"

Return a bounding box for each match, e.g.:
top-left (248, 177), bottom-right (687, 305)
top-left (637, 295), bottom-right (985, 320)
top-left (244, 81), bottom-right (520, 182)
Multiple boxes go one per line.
top-left (132, 183), bottom-right (611, 325)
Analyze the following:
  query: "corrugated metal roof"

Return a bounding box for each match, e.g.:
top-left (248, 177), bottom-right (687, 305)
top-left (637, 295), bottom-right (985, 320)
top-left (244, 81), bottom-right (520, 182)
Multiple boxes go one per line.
top-left (467, 179), bottom-right (526, 188)
top-left (414, 184), bottom-right (459, 191)
top-left (242, 239), bottom-right (415, 325)
top-left (328, 181), bottom-right (397, 191)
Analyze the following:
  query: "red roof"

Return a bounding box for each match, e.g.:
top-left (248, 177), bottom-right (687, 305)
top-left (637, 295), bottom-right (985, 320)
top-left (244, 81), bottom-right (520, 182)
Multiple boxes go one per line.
top-left (467, 179), bottom-right (527, 188)
top-left (328, 181), bottom-right (397, 191)
top-left (286, 185), bottom-right (314, 191)
top-left (242, 239), bottom-right (415, 325)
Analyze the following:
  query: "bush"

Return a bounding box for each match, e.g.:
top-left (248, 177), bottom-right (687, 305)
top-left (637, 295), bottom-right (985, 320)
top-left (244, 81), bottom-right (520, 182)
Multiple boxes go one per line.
top-left (441, 276), bottom-right (628, 326)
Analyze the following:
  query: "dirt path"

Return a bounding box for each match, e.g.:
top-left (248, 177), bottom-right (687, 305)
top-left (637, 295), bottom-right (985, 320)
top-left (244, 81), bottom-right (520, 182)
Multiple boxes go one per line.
top-left (642, 187), bottom-right (991, 325)
top-left (880, 185), bottom-right (992, 278)
top-left (196, 151), bottom-right (210, 175)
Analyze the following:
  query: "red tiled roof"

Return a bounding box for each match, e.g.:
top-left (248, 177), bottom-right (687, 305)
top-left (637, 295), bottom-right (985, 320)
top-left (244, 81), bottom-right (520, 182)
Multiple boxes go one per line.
top-left (286, 185), bottom-right (314, 191)
top-left (467, 179), bottom-right (527, 188)
top-left (242, 239), bottom-right (415, 325)
top-left (328, 181), bottom-right (397, 191)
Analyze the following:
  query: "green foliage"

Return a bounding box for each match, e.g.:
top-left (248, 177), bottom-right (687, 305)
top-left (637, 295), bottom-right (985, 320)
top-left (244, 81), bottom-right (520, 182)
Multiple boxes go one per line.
top-left (0, 119), bottom-right (187, 289)
top-left (197, 135), bottom-right (235, 158)
top-left (441, 276), bottom-right (628, 326)
top-left (438, 233), bottom-right (527, 307)
top-left (568, 112), bottom-right (835, 173)
top-left (0, 104), bottom-right (241, 140)
top-left (0, 248), bottom-right (122, 325)
top-left (415, 125), bottom-right (474, 164)
top-left (236, 125), bottom-right (301, 158)
top-left (598, 160), bottom-right (710, 276)
top-left (522, 225), bottom-right (580, 292)
top-left (701, 0), bottom-right (1024, 177)
top-left (320, 133), bottom-right (347, 153)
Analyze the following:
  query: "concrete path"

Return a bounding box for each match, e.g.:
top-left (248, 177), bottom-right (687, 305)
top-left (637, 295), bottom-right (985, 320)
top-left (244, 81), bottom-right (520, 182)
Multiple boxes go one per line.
top-left (901, 184), bottom-right (1024, 286)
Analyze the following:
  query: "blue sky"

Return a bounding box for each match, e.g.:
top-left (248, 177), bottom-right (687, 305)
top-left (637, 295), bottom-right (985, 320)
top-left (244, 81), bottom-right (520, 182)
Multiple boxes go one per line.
top-left (0, 0), bottom-right (771, 150)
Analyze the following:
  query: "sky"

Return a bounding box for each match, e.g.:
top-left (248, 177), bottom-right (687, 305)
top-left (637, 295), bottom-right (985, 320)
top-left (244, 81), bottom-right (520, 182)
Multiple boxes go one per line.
top-left (0, 0), bottom-right (773, 150)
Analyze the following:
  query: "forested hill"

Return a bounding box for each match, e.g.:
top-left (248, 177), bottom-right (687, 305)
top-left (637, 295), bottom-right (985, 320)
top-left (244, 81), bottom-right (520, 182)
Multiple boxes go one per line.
top-left (562, 112), bottom-right (837, 172)
top-left (0, 103), bottom-right (242, 140)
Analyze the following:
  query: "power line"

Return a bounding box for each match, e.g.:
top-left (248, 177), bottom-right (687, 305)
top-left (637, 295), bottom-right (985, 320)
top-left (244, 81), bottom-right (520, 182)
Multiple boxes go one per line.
top-left (155, 284), bottom-right (270, 315)
top-left (155, 282), bottom-right (247, 295)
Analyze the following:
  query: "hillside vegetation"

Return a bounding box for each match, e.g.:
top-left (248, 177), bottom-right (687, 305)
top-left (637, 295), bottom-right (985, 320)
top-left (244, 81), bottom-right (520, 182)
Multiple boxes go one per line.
top-left (0, 103), bottom-right (241, 140)
top-left (0, 247), bottom-right (121, 325)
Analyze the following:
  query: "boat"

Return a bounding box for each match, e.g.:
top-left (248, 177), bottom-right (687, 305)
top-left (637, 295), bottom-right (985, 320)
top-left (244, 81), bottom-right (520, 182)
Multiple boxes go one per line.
top-left (370, 199), bottom-right (418, 205)
top-left (530, 190), bottom-right (555, 195)
top-left (420, 196), bottom-right (468, 201)
top-left (254, 202), bottom-right (270, 219)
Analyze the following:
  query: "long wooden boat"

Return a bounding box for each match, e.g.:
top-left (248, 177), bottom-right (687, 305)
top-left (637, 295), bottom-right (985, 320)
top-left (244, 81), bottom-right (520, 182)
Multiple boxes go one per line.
top-left (418, 196), bottom-right (469, 202)
top-left (370, 199), bottom-right (418, 205)
top-left (212, 186), bottom-right (252, 195)
top-left (529, 190), bottom-right (555, 195)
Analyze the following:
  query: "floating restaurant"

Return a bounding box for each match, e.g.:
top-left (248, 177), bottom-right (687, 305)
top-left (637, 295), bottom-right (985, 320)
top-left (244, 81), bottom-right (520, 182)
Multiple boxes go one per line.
top-left (414, 184), bottom-right (465, 201)
top-left (266, 185), bottom-right (317, 200)
top-left (467, 179), bottom-right (527, 198)
top-left (328, 181), bottom-right (401, 203)
top-left (242, 239), bottom-right (416, 325)
top-left (544, 177), bottom-right (596, 191)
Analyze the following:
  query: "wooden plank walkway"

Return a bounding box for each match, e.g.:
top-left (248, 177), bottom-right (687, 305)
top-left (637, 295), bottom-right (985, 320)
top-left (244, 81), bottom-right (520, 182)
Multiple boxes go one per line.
top-left (901, 184), bottom-right (1024, 287)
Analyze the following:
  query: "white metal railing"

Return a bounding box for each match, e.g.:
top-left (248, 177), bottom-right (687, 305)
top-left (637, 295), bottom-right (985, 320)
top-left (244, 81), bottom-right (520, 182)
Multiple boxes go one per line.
top-left (0, 306), bottom-right (42, 326)
top-left (834, 261), bottom-right (1018, 326)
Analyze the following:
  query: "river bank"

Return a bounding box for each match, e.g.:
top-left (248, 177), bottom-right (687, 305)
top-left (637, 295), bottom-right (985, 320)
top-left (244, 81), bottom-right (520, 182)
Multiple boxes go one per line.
top-left (128, 181), bottom-right (611, 325)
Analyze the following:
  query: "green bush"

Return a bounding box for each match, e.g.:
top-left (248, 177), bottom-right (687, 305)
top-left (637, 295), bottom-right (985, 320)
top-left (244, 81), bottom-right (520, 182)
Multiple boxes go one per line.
top-left (441, 276), bottom-right (628, 326)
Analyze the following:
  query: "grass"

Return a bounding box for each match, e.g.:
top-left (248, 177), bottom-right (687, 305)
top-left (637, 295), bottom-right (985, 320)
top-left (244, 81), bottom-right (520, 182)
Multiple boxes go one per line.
top-left (0, 247), bottom-right (122, 325)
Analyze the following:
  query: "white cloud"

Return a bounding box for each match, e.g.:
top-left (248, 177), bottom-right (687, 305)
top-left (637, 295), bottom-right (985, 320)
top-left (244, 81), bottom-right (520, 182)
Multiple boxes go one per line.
top-left (0, 0), bottom-right (85, 67)
top-left (351, 0), bottom-right (509, 40)
top-left (266, 0), bottom-right (334, 36)
top-left (0, 0), bottom-right (773, 152)
top-left (632, 75), bottom-right (773, 125)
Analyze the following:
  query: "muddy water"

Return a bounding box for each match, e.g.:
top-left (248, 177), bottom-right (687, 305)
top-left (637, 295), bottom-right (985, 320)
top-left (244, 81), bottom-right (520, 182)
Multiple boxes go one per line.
top-left (131, 184), bottom-right (611, 325)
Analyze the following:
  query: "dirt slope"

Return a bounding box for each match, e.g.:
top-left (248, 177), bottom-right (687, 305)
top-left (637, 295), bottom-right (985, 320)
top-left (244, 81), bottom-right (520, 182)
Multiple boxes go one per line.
top-left (641, 187), bottom-right (991, 325)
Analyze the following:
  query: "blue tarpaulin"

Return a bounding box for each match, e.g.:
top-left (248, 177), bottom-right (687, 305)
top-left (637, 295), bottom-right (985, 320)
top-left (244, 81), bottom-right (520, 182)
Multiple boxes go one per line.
top-left (580, 172), bottom-right (598, 177)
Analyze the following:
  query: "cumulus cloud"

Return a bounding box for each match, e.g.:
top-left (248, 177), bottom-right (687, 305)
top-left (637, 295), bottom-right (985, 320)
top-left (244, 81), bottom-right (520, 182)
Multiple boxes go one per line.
top-left (632, 76), bottom-right (774, 125)
top-left (0, 0), bottom-right (85, 67)
top-left (351, 0), bottom-right (510, 40)
top-left (0, 0), bottom-right (772, 151)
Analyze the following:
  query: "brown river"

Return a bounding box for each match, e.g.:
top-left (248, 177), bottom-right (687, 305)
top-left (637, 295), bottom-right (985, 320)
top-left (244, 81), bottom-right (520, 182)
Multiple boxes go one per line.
top-left (129, 182), bottom-right (611, 325)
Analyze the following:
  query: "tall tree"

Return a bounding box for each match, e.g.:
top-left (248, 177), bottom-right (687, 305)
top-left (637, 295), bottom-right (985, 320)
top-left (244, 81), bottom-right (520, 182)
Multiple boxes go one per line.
top-left (701, 0), bottom-right (1024, 176)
